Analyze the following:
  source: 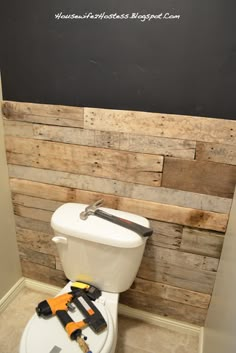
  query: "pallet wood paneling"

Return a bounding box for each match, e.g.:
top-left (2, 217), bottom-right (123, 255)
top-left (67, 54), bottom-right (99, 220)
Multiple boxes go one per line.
top-left (15, 215), bottom-right (53, 234)
top-left (120, 290), bottom-right (208, 325)
top-left (14, 204), bottom-right (53, 223)
top-left (18, 244), bottom-right (56, 269)
top-left (118, 197), bottom-right (228, 232)
top-left (5, 136), bottom-right (163, 187)
top-left (21, 260), bottom-right (67, 287)
top-left (138, 257), bottom-right (216, 294)
top-left (10, 181), bottom-right (228, 231)
top-left (196, 141), bottom-right (236, 166)
top-left (16, 227), bottom-right (57, 256)
top-left (12, 194), bottom-right (63, 211)
top-left (4, 120), bottom-right (196, 159)
top-left (162, 157), bottom-right (236, 198)
top-left (148, 220), bottom-right (182, 250)
top-left (2, 101), bottom-right (84, 128)
top-left (84, 107), bottom-right (236, 145)
top-left (131, 277), bottom-right (211, 309)
top-left (2, 100), bottom-right (236, 325)
top-left (144, 245), bottom-right (219, 272)
top-left (8, 165), bottom-right (232, 213)
top-left (181, 228), bottom-right (224, 258)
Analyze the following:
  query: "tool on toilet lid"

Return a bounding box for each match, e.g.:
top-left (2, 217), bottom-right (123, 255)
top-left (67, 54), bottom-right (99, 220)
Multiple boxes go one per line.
top-left (72, 290), bottom-right (107, 333)
top-left (56, 310), bottom-right (92, 353)
top-left (36, 288), bottom-right (107, 332)
top-left (80, 199), bottom-right (153, 237)
top-left (36, 289), bottom-right (81, 317)
top-left (70, 281), bottom-right (102, 301)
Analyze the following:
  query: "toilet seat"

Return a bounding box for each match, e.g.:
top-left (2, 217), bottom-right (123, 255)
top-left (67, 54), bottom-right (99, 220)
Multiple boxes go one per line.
top-left (19, 288), bottom-right (115, 353)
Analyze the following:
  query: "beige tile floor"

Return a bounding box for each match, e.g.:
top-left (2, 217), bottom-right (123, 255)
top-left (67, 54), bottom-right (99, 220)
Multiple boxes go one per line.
top-left (0, 288), bottom-right (199, 353)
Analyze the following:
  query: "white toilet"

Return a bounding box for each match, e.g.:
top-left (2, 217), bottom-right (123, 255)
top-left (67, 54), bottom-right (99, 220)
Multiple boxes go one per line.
top-left (19, 202), bottom-right (150, 353)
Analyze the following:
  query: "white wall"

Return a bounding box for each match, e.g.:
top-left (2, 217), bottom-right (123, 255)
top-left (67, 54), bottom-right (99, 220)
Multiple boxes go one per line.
top-left (203, 187), bottom-right (236, 353)
top-left (0, 77), bottom-right (21, 299)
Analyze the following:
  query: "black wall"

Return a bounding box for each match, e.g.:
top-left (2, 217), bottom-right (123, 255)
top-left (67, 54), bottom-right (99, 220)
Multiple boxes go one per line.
top-left (1, 1), bottom-right (236, 119)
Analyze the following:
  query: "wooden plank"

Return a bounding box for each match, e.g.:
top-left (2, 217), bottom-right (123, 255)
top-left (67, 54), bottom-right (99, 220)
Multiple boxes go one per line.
top-left (120, 290), bottom-right (207, 325)
top-left (2, 101), bottom-right (84, 128)
top-left (18, 244), bottom-right (56, 269)
top-left (131, 277), bottom-right (210, 309)
top-left (196, 141), bottom-right (236, 166)
top-left (16, 227), bottom-right (57, 256)
top-left (162, 157), bottom-right (236, 198)
top-left (15, 215), bottom-right (53, 234)
top-left (118, 197), bottom-right (228, 232)
top-left (5, 136), bottom-right (163, 187)
top-left (8, 165), bottom-right (232, 213)
top-left (138, 257), bottom-right (216, 294)
top-left (181, 227), bottom-right (224, 258)
top-left (21, 260), bottom-right (67, 287)
top-left (148, 220), bottom-right (182, 250)
top-left (13, 204), bottom-right (53, 222)
top-left (3, 120), bottom-right (95, 146)
top-left (10, 179), bottom-right (119, 208)
top-left (84, 107), bottom-right (236, 145)
top-left (3, 119), bottom-right (196, 160)
top-left (118, 131), bottom-right (196, 159)
top-left (10, 179), bottom-right (229, 231)
top-left (12, 194), bottom-right (63, 211)
top-left (143, 244), bottom-right (219, 272)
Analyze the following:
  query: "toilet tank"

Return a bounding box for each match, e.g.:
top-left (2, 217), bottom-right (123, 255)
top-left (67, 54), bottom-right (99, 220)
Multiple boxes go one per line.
top-left (51, 203), bottom-right (149, 293)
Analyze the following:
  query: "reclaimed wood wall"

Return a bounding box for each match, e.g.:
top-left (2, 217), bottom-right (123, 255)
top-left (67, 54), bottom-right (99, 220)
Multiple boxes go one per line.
top-left (2, 101), bottom-right (236, 325)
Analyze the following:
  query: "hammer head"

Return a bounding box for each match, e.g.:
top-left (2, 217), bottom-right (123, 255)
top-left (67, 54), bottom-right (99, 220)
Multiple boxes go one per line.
top-left (80, 199), bottom-right (104, 220)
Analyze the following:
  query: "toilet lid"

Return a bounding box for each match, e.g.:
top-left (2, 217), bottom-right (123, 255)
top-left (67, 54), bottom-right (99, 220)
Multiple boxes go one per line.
top-left (20, 299), bottom-right (112, 353)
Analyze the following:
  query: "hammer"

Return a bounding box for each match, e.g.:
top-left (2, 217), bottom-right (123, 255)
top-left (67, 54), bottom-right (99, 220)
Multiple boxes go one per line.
top-left (80, 200), bottom-right (153, 237)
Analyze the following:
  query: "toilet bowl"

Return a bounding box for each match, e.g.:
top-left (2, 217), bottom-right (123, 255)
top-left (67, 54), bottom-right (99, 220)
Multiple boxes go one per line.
top-left (19, 203), bottom-right (150, 353)
top-left (19, 282), bottom-right (119, 353)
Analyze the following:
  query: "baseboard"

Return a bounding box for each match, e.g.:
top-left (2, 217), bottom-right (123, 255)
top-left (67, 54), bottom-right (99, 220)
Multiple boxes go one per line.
top-left (1, 277), bottom-right (202, 339)
top-left (198, 327), bottom-right (204, 353)
top-left (0, 277), bottom-right (25, 312)
top-left (24, 278), bottom-right (61, 296)
top-left (119, 303), bottom-right (201, 336)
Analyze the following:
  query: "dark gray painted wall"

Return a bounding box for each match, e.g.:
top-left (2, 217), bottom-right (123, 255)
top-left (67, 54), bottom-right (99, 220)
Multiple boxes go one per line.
top-left (1, 1), bottom-right (236, 119)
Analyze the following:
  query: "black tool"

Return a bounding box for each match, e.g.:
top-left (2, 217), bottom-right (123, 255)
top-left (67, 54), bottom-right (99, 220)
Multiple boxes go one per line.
top-left (80, 200), bottom-right (153, 237)
top-left (70, 281), bottom-right (101, 301)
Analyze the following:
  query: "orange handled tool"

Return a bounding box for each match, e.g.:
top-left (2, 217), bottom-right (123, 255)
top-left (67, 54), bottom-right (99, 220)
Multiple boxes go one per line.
top-left (36, 291), bottom-right (75, 317)
top-left (56, 310), bottom-right (92, 353)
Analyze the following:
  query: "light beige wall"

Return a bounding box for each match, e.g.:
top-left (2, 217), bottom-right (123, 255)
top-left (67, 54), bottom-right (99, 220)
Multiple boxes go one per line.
top-left (0, 78), bottom-right (21, 299)
top-left (203, 186), bottom-right (236, 352)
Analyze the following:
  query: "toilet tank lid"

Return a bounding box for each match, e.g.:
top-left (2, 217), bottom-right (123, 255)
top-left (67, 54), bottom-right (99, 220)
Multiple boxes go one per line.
top-left (51, 203), bottom-right (149, 248)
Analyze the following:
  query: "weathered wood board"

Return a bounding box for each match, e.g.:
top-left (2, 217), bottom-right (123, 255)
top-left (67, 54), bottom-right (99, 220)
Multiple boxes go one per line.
top-left (138, 257), bottom-right (216, 294)
top-left (181, 227), bottom-right (224, 258)
top-left (10, 182), bottom-right (228, 231)
top-left (8, 165), bottom-right (232, 213)
top-left (21, 260), bottom-right (67, 287)
top-left (120, 290), bottom-right (208, 325)
top-left (18, 244), bottom-right (56, 269)
top-left (148, 220), bottom-right (183, 250)
top-left (2, 101), bottom-right (84, 128)
top-left (144, 244), bottom-right (219, 272)
top-left (16, 227), bottom-right (57, 256)
top-left (196, 141), bottom-right (236, 165)
top-left (130, 277), bottom-right (210, 309)
top-left (3, 120), bottom-right (196, 159)
top-left (5, 136), bottom-right (163, 187)
top-left (84, 107), bottom-right (236, 145)
top-left (162, 157), bottom-right (236, 198)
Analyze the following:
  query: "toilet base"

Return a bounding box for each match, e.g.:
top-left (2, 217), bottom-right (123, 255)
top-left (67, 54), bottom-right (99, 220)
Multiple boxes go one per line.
top-left (19, 282), bottom-right (119, 353)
